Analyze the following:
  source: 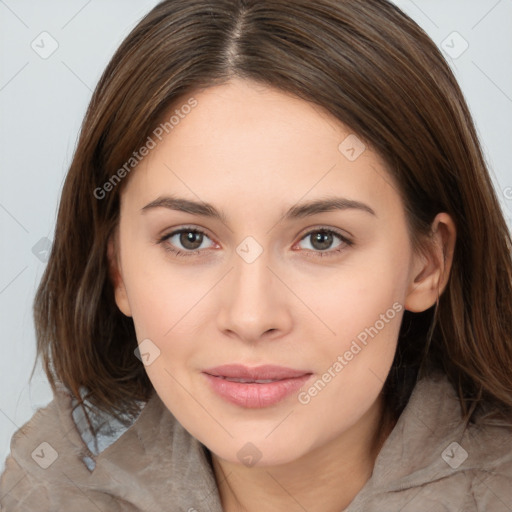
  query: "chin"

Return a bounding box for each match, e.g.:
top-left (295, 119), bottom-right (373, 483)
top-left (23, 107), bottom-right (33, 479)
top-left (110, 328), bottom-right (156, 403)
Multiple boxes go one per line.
top-left (203, 428), bottom-right (320, 469)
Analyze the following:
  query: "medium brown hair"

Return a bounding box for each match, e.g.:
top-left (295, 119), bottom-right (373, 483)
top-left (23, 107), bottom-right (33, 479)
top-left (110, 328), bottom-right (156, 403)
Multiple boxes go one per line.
top-left (33, 0), bottom-right (512, 430)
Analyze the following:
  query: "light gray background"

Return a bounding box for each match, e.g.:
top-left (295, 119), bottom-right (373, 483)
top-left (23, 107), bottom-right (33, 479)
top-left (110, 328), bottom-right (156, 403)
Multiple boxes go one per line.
top-left (1, 0), bottom-right (511, 474)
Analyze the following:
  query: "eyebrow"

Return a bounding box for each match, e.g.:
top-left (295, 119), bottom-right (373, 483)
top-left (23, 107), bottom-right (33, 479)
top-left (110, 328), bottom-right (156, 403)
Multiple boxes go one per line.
top-left (141, 195), bottom-right (376, 222)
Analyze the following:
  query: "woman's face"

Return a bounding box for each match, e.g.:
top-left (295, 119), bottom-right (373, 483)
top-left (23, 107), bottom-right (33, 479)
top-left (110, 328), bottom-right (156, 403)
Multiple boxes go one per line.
top-left (111, 78), bottom-right (428, 466)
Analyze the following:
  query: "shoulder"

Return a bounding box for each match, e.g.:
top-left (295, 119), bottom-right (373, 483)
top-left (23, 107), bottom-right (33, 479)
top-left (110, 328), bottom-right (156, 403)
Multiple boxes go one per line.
top-left (1, 385), bottom-right (80, 471)
top-left (461, 417), bottom-right (512, 511)
top-left (0, 386), bottom-right (219, 511)
top-left (353, 371), bottom-right (512, 512)
top-left (0, 386), bottom-right (127, 510)
top-left (418, 373), bottom-right (512, 510)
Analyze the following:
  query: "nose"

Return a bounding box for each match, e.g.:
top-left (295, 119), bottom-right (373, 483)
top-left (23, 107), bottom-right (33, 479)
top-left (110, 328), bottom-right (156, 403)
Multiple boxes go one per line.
top-left (216, 248), bottom-right (293, 343)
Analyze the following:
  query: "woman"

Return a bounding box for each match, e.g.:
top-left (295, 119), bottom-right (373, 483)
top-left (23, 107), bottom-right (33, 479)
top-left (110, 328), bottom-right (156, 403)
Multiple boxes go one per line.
top-left (1, 0), bottom-right (512, 510)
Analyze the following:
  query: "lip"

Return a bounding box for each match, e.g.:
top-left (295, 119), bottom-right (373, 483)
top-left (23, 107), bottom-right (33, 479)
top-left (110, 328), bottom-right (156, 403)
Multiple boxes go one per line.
top-left (202, 364), bottom-right (313, 408)
top-left (203, 364), bottom-right (310, 380)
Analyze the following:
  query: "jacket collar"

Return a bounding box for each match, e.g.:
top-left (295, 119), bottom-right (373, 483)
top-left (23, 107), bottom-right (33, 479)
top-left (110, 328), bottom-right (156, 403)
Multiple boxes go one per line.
top-left (364, 369), bottom-right (469, 492)
top-left (80, 369), bottom-right (471, 500)
top-left (11, 382), bottom-right (223, 511)
top-left (347, 368), bottom-right (512, 510)
top-left (11, 369), bottom-right (502, 510)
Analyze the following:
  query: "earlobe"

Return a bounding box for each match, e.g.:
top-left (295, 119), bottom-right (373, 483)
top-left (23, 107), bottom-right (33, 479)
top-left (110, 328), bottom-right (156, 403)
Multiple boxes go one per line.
top-left (107, 235), bottom-right (133, 317)
top-left (404, 213), bottom-right (456, 313)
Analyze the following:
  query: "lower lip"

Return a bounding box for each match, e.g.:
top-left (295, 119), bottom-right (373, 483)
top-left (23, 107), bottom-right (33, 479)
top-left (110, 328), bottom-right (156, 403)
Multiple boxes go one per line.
top-left (203, 373), bottom-right (313, 408)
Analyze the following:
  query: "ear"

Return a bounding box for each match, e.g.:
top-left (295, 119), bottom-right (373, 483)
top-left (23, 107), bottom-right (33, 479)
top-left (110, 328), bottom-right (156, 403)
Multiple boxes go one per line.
top-left (107, 231), bottom-right (132, 317)
top-left (404, 213), bottom-right (456, 313)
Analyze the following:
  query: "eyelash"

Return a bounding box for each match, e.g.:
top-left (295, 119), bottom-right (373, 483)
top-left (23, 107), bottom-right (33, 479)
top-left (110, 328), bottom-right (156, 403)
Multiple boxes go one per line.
top-left (157, 226), bottom-right (354, 259)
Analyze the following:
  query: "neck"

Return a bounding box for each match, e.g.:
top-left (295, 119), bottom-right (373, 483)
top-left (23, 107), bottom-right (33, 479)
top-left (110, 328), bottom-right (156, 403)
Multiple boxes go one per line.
top-left (210, 393), bottom-right (396, 512)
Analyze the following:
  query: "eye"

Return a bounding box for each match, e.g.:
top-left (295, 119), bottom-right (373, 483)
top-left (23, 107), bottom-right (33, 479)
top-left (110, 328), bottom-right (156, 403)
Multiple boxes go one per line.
top-left (158, 226), bottom-right (216, 257)
top-left (157, 226), bottom-right (353, 259)
top-left (295, 228), bottom-right (353, 258)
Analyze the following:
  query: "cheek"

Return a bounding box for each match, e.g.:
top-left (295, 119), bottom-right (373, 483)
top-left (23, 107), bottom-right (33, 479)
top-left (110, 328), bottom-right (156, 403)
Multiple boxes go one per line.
top-left (120, 233), bottom-right (202, 337)
top-left (120, 246), bottom-right (215, 395)
top-left (300, 243), bottom-right (409, 353)
top-left (122, 256), bottom-right (204, 403)
top-left (294, 256), bottom-right (406, 427)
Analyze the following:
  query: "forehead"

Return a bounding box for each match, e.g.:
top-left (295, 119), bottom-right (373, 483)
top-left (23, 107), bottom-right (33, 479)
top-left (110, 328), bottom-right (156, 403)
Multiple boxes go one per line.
top-left (123, 79), bottom-right (404, 224)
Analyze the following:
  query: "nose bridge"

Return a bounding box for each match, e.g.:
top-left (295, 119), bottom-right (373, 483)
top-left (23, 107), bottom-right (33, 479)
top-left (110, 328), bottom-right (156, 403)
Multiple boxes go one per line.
top-left (217, 244), bottom-right (291, 340)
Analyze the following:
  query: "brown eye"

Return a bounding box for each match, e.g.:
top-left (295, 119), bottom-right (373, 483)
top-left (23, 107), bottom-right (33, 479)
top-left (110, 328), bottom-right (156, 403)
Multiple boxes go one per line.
top-left (178, 230), bottom-right (204, 250)
top-left (159, 227), bottom-right (215, 257)
top-left (296, 228), bottom-right (353, 258)
top-left (309, 231), bottom-right (335, 250)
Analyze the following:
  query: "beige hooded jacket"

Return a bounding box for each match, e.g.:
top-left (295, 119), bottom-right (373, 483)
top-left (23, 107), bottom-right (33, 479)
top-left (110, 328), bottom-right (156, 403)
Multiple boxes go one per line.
top-left (1, 370), bottom-right (512, 511)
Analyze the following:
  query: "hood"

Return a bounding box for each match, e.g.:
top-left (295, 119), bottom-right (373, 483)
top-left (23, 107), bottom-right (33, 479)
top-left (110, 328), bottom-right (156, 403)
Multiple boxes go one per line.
top-left (2, 369), bottom-right (512, 511)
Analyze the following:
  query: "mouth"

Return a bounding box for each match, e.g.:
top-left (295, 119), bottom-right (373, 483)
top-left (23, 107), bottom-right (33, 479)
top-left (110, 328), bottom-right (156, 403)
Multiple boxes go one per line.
top-left (202, 364), bottom-right (313, 408)
top-left (203, 364), bottom-right (311, 380)
top-left (213, 377), bottom-right (284, 383)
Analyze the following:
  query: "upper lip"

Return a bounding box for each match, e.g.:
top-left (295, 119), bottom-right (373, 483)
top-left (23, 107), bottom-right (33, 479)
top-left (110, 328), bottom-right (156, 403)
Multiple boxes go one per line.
top-left (203, 364), bottom-right (311, 380)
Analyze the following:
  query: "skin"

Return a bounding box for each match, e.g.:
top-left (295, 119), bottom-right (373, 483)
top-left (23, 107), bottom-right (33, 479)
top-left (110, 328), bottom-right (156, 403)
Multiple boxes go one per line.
top-left (109, 78), bottom-right (456, 512)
